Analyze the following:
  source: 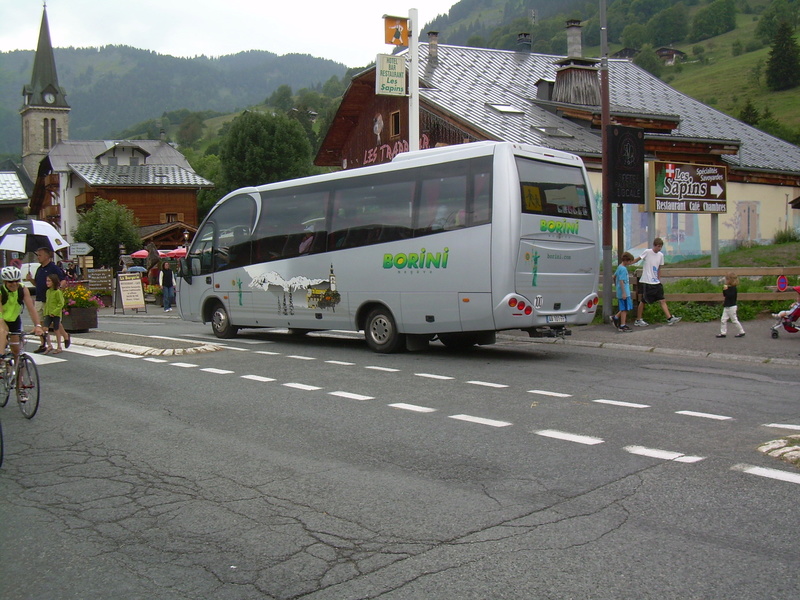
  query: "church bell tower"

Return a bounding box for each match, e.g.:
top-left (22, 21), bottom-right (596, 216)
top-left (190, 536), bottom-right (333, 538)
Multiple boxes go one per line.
top-left (21, 6), bottom-right (70, 180)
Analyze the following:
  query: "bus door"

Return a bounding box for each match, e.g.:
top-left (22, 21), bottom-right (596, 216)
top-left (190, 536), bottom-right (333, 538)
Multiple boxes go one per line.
top-left (515, 157), bottom-right (598, 317)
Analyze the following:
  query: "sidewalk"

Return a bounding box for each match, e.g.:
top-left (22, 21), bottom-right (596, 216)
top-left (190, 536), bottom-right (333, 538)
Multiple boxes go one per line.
top-left (91, 306), bottom-right (800, 366)
top-left (511, 316), bottom-right (800, 367)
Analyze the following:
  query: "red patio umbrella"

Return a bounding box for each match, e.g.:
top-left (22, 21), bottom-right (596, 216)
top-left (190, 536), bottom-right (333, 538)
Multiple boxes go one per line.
top-left (130, 249), bottom-right (149, 258)
top-left (166, 247), bottom-right (187, 258)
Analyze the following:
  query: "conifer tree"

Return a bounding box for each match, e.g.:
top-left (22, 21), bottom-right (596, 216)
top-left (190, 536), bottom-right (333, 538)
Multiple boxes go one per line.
top-left (765, 21), bottom-right (800, 91)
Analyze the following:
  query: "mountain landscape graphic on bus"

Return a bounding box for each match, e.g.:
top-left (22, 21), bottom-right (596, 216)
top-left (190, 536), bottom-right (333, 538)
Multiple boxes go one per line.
top-left (246, 265), bottom-right (341, 315)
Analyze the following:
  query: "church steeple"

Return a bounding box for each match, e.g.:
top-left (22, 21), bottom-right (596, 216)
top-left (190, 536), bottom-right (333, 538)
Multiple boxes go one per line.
top-left (20, 5), bottom-right (70, 180)
top-left (22, 7), bottom-right (69, 109)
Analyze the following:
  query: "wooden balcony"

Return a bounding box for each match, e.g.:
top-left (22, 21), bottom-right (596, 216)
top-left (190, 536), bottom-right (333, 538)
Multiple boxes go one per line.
top-left (42, 204), bottom-right (61, 218)
top-left (45, 173), bottom-right (60, 188)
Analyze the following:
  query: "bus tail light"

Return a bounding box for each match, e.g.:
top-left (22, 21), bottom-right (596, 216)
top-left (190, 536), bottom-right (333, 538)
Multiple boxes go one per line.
top-left (508, 298), bottom-right (518, 308)
top-left (524, 305), bottom-right (533, 315)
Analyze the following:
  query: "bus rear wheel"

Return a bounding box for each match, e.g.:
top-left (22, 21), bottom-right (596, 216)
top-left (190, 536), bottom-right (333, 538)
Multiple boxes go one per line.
top-left (365, 308), bottom-right (405, 353)
top-left (211, 303), bottom-right (239, 339)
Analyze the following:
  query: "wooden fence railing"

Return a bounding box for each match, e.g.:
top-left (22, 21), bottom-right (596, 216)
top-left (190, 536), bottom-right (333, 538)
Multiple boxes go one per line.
top-left (628, 267), bottom-right (800, 302)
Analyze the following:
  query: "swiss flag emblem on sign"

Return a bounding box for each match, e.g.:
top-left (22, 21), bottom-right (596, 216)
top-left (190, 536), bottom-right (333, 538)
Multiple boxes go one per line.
top-left (665, 163), bottom-right (676, 179)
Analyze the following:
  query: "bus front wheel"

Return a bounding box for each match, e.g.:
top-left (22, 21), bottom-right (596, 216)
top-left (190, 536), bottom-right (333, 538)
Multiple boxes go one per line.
top-left (365, 308), bottom-right (405, 353)
top-left (211, 303), bottom-right (239, 339)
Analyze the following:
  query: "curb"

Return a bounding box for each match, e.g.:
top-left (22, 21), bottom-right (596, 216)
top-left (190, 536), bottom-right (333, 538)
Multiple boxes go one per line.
top-left (506, 335), bottom-right (800, 367)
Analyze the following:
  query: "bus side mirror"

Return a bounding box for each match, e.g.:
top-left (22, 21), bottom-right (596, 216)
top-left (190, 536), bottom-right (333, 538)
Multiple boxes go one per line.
top-left (179, 258), bottom-right (192, 284)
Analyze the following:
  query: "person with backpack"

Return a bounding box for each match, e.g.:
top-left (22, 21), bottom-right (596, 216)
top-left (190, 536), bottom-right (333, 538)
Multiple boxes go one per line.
top-left (0, 266), bottom-right (44, 358)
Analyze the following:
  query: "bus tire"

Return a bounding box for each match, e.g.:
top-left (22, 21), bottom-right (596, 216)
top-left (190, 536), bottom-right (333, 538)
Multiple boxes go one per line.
top-left (365, 307), bottom-right (405, 353)
top-left (211, 303), bottom-right (239, 339)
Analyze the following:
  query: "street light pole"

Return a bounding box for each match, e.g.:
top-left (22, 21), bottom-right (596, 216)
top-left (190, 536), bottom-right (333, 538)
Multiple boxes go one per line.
top-left (600, 0), bottom-right (613, 322)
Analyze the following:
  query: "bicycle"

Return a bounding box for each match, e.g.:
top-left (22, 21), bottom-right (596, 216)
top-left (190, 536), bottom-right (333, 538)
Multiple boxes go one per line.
top-left (0, 330), bottom-right (41, 419)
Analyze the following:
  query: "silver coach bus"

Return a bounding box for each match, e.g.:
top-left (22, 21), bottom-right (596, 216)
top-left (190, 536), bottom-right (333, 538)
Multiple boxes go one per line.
top-left (177, 141), bottom-right (599, 352)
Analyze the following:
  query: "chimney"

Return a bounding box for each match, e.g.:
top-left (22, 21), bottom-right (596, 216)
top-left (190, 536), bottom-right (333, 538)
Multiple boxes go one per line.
top-left (427, 31), bottom-right (439, 61)
top-left (565, 20), bottom-right (583, 58)
top-left (551, 20), bottom-right (601, 106)
top-left (160, 128), bottom-right (166, 142)
top-left (517, 33), bottom-right (531, 52)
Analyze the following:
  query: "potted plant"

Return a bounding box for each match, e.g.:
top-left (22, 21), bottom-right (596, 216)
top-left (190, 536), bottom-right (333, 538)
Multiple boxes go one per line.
top-left (143, 284), bottom-right (162, 303)
top-left (62, 284), bottom-right (103, 331)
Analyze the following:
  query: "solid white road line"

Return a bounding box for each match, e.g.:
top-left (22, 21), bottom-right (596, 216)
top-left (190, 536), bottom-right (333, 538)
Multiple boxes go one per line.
top-left (416, 373), bottom-right (454, 380)
top-left (467, 380), bottom-right (508, 388)
top-left (535, 429), bottom-right (604, 445)
top-left (624, 445), bottom-right (705, 462)
top-left (449, 414), bottom-right (512, 427)
top-left (201, 368), bottom-right (234, 374)
top-left (675, 410), bottom-right (732, 420)
top-left (388, 403), bottom-right (437, 413)
top-left (593, 399), bottom-right (650, 408)
top-left (329, 391), bottom-right (374, 401)
top-left (732, 464), bottom-right (800, 485)
top-left (762, 423), bottom-right (800, 431)
top-left (241, 375), bottom-right (276, 382)
top-left (283, 383), bottom-right (322, 391)
top-left (528, 389), bottom-right (571, 397)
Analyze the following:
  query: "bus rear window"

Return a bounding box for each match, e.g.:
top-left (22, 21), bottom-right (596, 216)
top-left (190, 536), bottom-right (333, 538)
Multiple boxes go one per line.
top-left (516, 157), bottom-right (592, 220)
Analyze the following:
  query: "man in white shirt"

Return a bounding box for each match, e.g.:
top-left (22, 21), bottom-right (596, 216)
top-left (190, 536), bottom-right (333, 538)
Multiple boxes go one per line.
top-left (633, 237), bottom-right (682, 327)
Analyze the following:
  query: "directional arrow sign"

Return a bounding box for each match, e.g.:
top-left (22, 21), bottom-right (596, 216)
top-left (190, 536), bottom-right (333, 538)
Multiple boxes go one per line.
top-left (69, 242), bottom-right (93, 256)
top-left (652, 161), bottom-right (728, 213)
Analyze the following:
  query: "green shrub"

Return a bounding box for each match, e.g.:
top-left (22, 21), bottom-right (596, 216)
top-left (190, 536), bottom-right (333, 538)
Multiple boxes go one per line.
top-left (773, 228), bottom-right (800, 244)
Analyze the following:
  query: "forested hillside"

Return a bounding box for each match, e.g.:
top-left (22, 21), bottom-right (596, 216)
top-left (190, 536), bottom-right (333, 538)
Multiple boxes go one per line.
top-left (1, 0), bottom-right (796, 159)
top-left (0, 45), bottom-right (347, 155)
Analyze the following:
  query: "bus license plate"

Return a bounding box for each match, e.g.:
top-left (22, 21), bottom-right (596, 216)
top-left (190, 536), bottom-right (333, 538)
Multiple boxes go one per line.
top-left (546, 315), bottom-right (566, 323)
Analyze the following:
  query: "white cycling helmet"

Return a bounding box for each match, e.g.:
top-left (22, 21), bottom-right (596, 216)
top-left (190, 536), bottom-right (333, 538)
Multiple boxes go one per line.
top-left (1, 266), bottom-right (22, 282)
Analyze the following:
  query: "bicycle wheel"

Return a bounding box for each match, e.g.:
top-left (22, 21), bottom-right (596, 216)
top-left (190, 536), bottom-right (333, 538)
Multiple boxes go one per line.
top-left (0, 357), bottom-right (13, 408)
top-left (16, 354), bottom-right (40, 419)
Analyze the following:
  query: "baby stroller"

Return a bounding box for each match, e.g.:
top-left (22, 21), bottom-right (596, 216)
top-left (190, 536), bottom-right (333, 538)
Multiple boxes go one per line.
top-left (770, 294), bottom-right (800, 339)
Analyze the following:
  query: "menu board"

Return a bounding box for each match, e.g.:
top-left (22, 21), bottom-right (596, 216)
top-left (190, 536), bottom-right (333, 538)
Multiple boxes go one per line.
top-left (115, 273), bottom-right (146, 312)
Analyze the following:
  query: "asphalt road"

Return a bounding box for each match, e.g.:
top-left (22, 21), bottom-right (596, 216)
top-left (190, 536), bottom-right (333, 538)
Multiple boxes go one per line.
top-left (1, 315), bottom-right (798, 599)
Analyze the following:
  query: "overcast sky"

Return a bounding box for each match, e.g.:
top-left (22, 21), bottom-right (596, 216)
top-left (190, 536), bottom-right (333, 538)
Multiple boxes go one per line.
top-left (2, 1), bottom-right (457, 67)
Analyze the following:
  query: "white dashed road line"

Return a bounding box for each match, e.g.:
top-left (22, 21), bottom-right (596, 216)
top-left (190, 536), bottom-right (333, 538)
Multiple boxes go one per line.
top-left (528, 389), bottom-right (571, 398)
top-left (170, 362), bottom-right (198, 368)
top-left (287, 355), bottom-right (316, 361)
top-left (624, 445), bottom-right (705, 463)
top-left (201, 368), bottom-right (234, 374)
top-left (256, 351), bottom-right (281, 356)
top-left (593, 399), bottom-right (650, 408)
top-left (449, 414), bottom-right (512, 427)
top-left (467, 380), bottom-right (508, 388)
top-left (763, 423), bottom-right (800, 431)
top-left (389, 403), bottom-right (437, 413)
top-left (326, 360), bottom-right (355, 366)
top-left (283, 382), bottom-right (322, 391)
top-left (534, 430), bottom-right (604, 445)
top-left (676, 410), bottom-right (733, 421)
top-left (241, 375), bottom-right (276, 382)
top-left (416, 373), bottom-right (454, 380)
top-left (732, 464), bottom-right (800, 485)
top-left (366, 366), bottom-right (400, 372)
top-left (329, 391), bottom-right (374, 401)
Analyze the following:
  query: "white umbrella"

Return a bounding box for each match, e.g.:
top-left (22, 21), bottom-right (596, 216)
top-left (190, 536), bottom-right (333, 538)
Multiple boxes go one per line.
top-left (0, 219), bottom-right (69, 253)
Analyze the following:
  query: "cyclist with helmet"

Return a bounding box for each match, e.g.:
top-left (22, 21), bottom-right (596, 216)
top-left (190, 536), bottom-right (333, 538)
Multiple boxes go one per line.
top-left (0, 266), bottom-right (44, 358)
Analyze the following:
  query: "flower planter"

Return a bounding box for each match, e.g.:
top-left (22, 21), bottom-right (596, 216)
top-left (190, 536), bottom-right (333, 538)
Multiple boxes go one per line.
top-left (62, 306), bottom-right (98, 332)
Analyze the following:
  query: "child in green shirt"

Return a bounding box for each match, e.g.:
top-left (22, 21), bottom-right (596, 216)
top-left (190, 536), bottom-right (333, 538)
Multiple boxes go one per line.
top-left (43, 273), bottom-right (65, 354)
